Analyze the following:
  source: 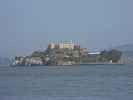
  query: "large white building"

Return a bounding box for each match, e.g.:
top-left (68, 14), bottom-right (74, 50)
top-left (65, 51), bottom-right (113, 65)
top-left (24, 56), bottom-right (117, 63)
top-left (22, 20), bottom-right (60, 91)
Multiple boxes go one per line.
top-left (59, 41), bottom-right (74, 49)
top-left (49, 41), bottom-right (75, 50)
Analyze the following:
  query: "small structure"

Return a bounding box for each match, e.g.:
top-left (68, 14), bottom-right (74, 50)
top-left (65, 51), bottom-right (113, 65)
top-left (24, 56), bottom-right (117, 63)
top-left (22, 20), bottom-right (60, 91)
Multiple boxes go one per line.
top-left (48, 43), bottom-right (55, 49)
top-left (88, 52), bottom-right (100, 55)
top-left (80, 48), bottom-right (89, 56)
top-left (28, 57), bottom-right (43, 65)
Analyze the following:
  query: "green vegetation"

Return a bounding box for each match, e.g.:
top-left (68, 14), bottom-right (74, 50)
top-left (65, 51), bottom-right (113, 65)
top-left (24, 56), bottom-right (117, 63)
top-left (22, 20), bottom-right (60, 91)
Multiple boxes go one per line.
top-left (99, 49), bottom-right (122, 63)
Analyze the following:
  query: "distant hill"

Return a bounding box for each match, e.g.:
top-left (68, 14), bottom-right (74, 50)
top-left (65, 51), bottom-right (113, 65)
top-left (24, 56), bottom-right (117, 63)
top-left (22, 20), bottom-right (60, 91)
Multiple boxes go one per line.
top-left (114, 44), bottom-right (133, 52)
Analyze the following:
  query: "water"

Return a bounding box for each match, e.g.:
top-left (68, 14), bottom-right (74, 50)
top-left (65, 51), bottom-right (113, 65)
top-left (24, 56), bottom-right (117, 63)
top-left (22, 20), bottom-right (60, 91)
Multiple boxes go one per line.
top-left (0, 64), bottom-right (133, 100)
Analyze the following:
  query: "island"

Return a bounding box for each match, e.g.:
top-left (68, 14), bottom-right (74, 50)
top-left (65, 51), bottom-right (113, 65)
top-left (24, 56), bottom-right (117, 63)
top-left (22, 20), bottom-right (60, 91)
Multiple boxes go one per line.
top-left (12, 41), bottom-right (122, 66)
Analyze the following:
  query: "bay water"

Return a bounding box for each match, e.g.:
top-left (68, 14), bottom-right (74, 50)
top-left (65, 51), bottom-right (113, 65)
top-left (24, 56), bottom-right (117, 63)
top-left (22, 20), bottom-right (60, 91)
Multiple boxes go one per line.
top-left (0, 64), bottom-right (133, 100)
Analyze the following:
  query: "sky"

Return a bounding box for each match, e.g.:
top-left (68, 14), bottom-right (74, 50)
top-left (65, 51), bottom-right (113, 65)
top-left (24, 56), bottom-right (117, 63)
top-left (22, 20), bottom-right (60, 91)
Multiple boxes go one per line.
top-left (0, 0), bottom-right (133, 57)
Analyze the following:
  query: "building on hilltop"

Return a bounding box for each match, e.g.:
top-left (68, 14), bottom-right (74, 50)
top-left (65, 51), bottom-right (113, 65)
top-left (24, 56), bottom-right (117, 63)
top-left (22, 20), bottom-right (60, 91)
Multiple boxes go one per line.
top-left (59, 41), bottom-right (74, 49)
top-left (48, 41), bottom-right (75, 50)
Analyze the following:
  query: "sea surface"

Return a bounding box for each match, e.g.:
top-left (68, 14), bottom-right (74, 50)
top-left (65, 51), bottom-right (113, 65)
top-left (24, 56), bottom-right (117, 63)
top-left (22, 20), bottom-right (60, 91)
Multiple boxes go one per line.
top-left (0, 64), bottom-right (133, 100)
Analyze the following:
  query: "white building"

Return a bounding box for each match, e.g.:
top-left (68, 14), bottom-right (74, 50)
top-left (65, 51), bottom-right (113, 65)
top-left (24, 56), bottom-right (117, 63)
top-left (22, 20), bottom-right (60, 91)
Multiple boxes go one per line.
top-left (49, 41), bottom-right (75, 50)
top-left (30, 57), bottom-right (43, 65)
top-left (49, 43), bottom-right (56, 49)
top-left (60, 41), bottom-right (74, 49)
top-left (59, 43), bottom-right (64, 49)
top-left (88, 52), bottom-right (100, 55)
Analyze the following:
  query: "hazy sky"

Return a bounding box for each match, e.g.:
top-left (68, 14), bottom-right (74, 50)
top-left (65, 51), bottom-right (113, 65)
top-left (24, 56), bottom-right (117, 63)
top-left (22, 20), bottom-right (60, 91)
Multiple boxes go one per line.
top-left (0, 0), bottom-right (133, 57)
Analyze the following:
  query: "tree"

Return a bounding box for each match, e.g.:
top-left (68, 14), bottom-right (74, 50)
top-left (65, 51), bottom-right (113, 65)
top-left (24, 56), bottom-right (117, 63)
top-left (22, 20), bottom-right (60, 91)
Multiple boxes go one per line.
top-left (100, 49), bottom-right (122, 63)
top-left (100, 50), bottom-right (109, 62)
top-left (108, 49), bottom-right (122, 62)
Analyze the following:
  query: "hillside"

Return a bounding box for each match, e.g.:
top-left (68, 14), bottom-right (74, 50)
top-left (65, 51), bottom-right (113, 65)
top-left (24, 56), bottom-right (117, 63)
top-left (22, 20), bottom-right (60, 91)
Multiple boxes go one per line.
top-left (114, 44), bottom-right (133, 64)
